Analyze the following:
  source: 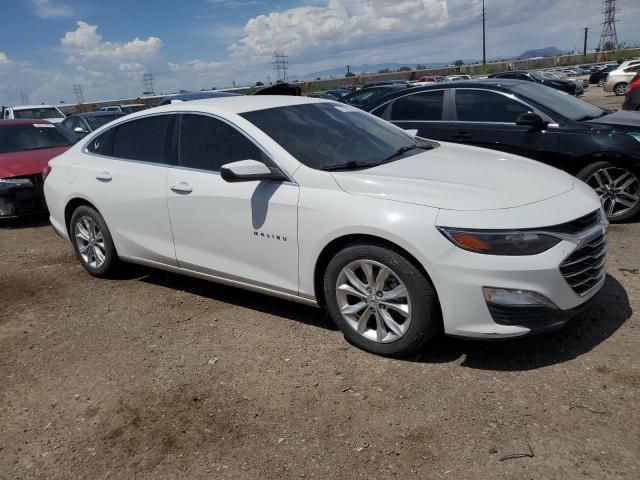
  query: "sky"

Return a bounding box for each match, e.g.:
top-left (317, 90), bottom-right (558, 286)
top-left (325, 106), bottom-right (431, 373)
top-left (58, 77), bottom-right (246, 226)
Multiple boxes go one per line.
top-left (1, 0), bottom-right (639, 105)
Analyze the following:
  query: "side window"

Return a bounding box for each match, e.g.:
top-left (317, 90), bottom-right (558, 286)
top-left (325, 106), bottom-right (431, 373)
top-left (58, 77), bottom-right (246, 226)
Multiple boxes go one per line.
top-left (87, 128), bottom-right (115, 156)
top-left (178, 114), bottom-right (263, 172)
top-left (112, 115), bottom-right (172, 163)
top-left (455, 90), bottom-right (531, 123)
top-left (390, 91), bottom-right (444, 121)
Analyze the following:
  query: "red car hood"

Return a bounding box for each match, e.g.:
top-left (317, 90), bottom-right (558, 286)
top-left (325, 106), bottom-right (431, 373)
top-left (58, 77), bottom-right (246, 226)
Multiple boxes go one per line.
top-left (0, 146), bottom-right (69, 179)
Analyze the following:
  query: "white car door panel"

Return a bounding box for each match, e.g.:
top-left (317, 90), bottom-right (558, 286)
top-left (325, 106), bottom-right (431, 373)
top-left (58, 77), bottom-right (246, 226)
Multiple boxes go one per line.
top-left (166, 113), bottom-right (299, 294)
top-left (167, 170), bottom-right (299, 293)
top-left (83, 115), bottom-right (177, 266)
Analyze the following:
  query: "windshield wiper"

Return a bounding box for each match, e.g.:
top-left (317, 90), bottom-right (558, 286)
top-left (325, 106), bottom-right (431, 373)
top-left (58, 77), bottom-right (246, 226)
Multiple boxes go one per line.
top-left (321, 161), bottom-right (380, 172)
top-left (577, 111), bottom-right (609, 122)
top-left (381, 144), bottom-right (432, 163)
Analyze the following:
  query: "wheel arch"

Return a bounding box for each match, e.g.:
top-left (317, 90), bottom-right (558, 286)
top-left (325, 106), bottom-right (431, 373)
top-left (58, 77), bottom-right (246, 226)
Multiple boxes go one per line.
top-left (313, 233), bottom-right (439, 309)
top-left (64, 197), bottom-right (101, 237)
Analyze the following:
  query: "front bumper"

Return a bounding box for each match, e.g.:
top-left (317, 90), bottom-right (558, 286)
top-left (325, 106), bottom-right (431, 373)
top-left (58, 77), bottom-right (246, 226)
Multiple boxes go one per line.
top-left (0, 176), bottom-right (47, 218)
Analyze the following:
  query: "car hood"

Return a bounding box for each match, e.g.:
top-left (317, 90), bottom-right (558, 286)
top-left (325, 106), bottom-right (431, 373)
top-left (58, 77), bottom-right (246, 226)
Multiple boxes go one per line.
top-left (586, 110), bottom-right (640, 128)
top-left (330, 142), bottom-right (575, 211)
top-left (0, 146), bottom-right (69, 178)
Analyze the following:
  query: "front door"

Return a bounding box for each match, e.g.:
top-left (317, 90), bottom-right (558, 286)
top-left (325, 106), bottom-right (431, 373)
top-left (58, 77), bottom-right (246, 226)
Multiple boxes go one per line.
top-left (448, 88), bottom-right (559, 164)
top-left (166, 113), bottom-right (299, 295)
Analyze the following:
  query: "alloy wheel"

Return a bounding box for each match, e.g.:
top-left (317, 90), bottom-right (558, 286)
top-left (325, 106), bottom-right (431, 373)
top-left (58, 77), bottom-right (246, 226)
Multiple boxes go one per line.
top-left (74, 215), bottom-right (107, 269)
top-left (614, 83), bottom-right (628, 95)
top-left (586, 167), bottom-right (640, 219)
top-left (335, 259), bottom-right (412, 343)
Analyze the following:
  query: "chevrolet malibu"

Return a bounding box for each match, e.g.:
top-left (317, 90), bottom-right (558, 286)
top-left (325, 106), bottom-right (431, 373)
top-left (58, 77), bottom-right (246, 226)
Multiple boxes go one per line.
top-left (44, 97), bottom-right (607, 356)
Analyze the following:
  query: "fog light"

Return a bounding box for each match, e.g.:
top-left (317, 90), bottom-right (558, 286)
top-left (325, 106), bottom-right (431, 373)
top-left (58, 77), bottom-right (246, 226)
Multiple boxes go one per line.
top-left (482, 287), bottom-right (558, 309)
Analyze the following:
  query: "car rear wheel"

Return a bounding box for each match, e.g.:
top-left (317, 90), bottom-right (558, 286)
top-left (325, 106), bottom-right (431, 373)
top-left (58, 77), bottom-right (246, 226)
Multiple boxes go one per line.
top-left (323, 244), bottom-right (440, 356)
top-left (578, 161), bottom-right (640, 222)
top-left (598, 79), bottom-right (606, 87)
top-left (70, 205), bottom-right (120, 277)
top-left (614, 82), bottom-right (628, 96)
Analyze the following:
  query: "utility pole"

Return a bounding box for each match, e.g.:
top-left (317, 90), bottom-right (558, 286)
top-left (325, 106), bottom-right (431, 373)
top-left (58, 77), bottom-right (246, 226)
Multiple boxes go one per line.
top-left (583, 28), bottom-right (589, 58)
top-left (346, 65), bottom-right (351, 75)
top-left (481, 0), bottom-right (487, 65)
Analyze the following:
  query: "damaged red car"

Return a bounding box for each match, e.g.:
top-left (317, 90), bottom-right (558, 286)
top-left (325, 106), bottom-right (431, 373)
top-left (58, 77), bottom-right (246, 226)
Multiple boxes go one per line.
top-left (0, 120), bottom-right (74, 218)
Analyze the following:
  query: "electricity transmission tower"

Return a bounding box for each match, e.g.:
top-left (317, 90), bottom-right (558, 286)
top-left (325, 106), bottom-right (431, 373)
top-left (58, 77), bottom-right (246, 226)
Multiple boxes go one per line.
top-left (142, 73), bottom-right (156, 95)
top-left (19, 93), bottom-right (30, 105)
top-left (596, 0), bottom-right (619, 61)
top-left (272, 52), bottom-right (288, 83)
top-left (73, 84), bottom-right (85, 104)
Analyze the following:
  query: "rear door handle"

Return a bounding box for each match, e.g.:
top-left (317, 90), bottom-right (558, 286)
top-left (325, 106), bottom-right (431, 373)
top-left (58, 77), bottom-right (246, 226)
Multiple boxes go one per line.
top-left (95, 171), bottom-right (112, 182)
top-left (452, 132), bottom-right (473, 141)
top-left (170, 182), bottom-right (193, 194)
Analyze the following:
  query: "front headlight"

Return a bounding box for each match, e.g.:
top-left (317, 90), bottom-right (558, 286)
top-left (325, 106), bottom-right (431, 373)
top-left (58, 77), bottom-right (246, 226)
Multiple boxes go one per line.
top-left (437, 227), bottom-right (561, 256)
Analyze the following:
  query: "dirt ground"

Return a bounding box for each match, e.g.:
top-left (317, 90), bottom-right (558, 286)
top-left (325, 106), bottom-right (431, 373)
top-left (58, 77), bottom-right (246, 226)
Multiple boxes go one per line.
top-left (1, 88), bottom-right (638, 479)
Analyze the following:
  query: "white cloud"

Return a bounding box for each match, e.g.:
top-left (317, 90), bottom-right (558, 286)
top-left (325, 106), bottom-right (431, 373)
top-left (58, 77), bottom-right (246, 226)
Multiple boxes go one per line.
top-left (0, 52), bottom-right (10, 65)
top-left (30, 0), bottom-right (74, 19)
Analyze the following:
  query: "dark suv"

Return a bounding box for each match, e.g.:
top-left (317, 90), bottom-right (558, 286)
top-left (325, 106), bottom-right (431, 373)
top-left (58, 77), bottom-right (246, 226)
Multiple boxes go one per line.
top-left (359, 80), bottom-right (640, 222)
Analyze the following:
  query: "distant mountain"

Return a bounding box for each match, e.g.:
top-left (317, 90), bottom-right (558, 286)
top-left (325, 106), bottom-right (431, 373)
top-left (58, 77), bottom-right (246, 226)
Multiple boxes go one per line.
top-left (303, 62), bottom-right (444, 79)
top-left (517, 47), bottom-right (563, 59)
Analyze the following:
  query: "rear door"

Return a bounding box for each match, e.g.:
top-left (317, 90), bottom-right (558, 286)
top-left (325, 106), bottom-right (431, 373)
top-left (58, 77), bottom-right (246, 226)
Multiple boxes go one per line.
top-left (84, 114), bottom-right (177, 266)
top-left (372, 89), bottom-right (449, 140)
top-left (447, 88), bottom-right (559, 162)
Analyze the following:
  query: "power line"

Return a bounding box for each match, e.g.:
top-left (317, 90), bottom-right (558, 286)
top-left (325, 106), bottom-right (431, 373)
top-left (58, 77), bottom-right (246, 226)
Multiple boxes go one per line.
top-left (73, 84), bottom-right (85, 104)
top-left (272, 52), bottom-right (288, 83)
top-left (142, 73), bottom-right (155, 95)
top-left (596, 0), bottom-right (619, 62)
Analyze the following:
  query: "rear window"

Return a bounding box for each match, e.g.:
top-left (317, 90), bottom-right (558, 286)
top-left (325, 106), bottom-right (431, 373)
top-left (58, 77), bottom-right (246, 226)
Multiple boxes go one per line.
top-left (390, 90), bottom-right (444, 121)
top-left (0, 124), bottom-right (73, 153)
top-left (13, 108), bottom-right (65, 119)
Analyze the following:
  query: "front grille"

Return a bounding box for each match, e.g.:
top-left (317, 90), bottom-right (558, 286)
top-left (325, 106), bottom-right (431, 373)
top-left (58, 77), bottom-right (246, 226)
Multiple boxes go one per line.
top-left (559, 232), bottom-right (606, 295)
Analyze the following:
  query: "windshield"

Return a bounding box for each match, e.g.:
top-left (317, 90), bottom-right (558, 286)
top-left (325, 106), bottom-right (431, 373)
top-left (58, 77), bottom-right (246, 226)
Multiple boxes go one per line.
top-left (13, 107), bottom-right (65, 119)
top-left (85, 114), bottom-right (122, 130)
top-left (0, 124), bottom-right (73, 153)
top-left (240, 103), bottom-right (426, 171)
top-left (509, 82), bottom-right (605, 121)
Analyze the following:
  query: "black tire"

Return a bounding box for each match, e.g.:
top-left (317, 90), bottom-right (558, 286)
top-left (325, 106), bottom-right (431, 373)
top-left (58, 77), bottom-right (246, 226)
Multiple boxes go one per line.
top-left (614, 82), bottom-right (628, 96)
top-left (69, 205), bottom-right (120, 277)
top-left (323, 243), bottom-right (440, 356)
top-left (597, 79), bottom-right (605, 87)
top-left (577, 161), bottom-right (640, 223)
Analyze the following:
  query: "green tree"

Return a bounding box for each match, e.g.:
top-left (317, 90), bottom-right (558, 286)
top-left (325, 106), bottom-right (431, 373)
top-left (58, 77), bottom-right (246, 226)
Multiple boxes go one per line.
top-left (453, 59), bottom-right (465, 67)
top-left (345, 71), bottom-right (355, 77)
top-left (255, 81), bottom-right (264, 86)
top-left (398, 66), bottom-right (411, 72)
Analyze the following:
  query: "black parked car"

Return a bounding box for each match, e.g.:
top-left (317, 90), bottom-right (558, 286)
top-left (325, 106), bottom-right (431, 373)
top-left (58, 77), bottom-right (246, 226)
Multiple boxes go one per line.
top-left (488, 70), bottom-right (582, 95)
top-left (360, 80), bottom-right (640, 222)
top-left (61, 111), bottom-right (126, 139)
top-left (589, 64), bottom-right (619, 86)
top-left (341, 84), bottom-right (411, 107)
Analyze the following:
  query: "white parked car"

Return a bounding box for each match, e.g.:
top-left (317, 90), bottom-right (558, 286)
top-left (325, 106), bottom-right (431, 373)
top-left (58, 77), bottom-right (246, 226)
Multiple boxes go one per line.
top-left (43, 97), bottom-right (607, 356)
top-left (2, 104), bottom-right (66, 123)
top-left (604, 64), bottom-right (640, 95)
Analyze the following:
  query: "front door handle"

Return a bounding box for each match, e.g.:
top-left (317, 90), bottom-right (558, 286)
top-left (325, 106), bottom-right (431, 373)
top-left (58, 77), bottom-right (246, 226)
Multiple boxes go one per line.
top-left (452, 132), bottom-right (473, 141)
top-left (96, 171), bottom-right (112, 182)
top-left (170, 182), bottom-right (193, 194)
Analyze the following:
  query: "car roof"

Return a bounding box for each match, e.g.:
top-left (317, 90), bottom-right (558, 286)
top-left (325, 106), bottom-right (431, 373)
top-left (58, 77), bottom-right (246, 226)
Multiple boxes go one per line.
top-left (145, 95), bottom-right (332, 116)
top-left (9, 104), bottom-right (58, 109)
top-left (70, 111), bottom-right (127, 118)
top-left (0, 119), bottom-right (53, 126)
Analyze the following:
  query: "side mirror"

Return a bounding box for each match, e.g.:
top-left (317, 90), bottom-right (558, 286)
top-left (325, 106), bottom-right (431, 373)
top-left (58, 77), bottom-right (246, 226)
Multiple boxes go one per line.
top-left (516, 112), bottom-right (548, 131)
top-left (220, 160), bottom-right (286, 183)
top-left (73, 127), bottom-right (88, 134)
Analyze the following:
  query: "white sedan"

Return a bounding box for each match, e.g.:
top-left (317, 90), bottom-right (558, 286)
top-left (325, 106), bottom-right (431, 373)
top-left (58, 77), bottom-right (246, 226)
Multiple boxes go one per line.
top-left (43, 96), bottom-right (607, 356)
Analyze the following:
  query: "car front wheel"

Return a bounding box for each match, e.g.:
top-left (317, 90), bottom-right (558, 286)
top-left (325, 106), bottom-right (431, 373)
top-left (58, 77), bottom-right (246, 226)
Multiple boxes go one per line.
top-left (70, 205), bottom-right (120, 277)
top-left (578, 161), bottom-right (640, 222)
top-left (614, 82), bottom-right (628, 96)
top-left (323, 244), bottom-right (440, 356)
